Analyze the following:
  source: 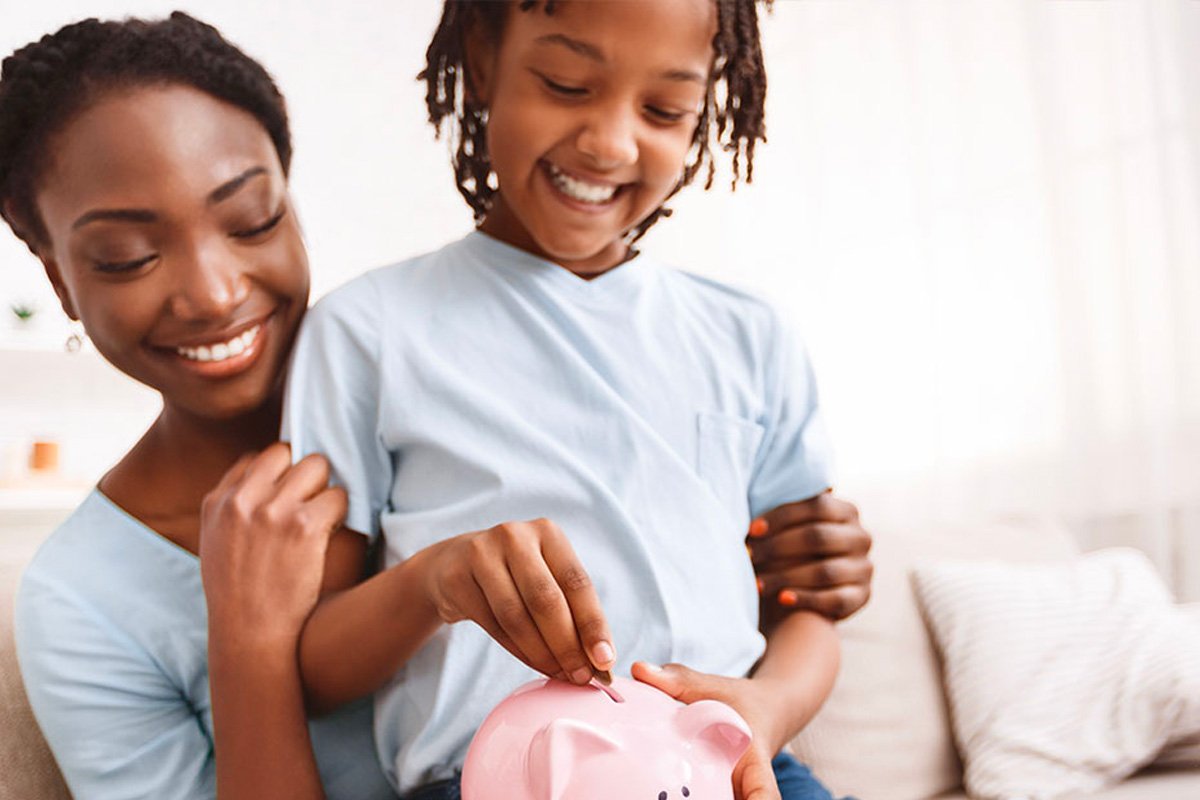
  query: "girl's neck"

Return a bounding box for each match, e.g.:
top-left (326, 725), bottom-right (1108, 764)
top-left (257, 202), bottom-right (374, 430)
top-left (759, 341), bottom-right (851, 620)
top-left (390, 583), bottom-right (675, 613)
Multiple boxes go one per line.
top-left (479, 196), bottom-right (632, 279)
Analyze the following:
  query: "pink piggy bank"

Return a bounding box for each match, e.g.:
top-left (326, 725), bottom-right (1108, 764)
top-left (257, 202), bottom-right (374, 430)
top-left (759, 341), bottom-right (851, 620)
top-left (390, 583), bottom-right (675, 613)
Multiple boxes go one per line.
top-left (461, 676), bottom-right (752, 800)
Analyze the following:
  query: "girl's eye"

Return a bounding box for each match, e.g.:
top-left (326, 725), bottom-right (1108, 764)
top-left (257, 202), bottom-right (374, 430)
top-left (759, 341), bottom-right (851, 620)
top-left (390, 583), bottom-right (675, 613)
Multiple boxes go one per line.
top-left (646, 106), bottom-right (686, 124)
top-left (539, 75), bottom-right (587, 97)
top-left (94, 254), bottom-right (156, 274)
top-left (232, 208), bottom-right (286, 240)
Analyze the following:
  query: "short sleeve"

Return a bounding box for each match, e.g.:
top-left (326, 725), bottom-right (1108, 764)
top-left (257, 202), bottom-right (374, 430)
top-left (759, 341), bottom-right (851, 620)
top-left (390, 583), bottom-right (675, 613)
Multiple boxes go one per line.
top-left (747, 312), bottom-right (835, 518)
top-left (14, 575), bottom-right (215, 800)
top-left (282, 280), bottom-right (393, 540)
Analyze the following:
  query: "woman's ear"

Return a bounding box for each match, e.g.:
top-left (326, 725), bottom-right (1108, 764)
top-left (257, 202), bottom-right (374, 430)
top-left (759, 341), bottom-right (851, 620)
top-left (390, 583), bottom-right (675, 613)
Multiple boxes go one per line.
top-left (3, 198), bottom-right (79, 322)
top-left (463, 14), bottom-right (498, 108)
top-left (41, 258), bottom-right (79, 322)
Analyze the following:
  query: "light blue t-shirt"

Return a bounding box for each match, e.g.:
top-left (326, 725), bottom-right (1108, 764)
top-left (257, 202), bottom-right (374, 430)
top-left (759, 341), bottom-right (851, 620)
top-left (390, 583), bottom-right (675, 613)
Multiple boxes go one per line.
top-left (282, 231), bottom-right (833, 793)
top-left (14, 490), bottom-right (395, 800)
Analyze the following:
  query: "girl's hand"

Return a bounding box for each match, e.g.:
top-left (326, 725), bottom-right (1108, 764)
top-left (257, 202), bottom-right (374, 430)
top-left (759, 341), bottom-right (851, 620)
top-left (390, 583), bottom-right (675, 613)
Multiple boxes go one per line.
top-left (419, 518), bottom-right (616, 685)
top-left (200, 442), bottom-right (347, 647)
top-left (631, 662), bottom-right (785, 800)
top-left (748, 492), bottom-right (873, 621)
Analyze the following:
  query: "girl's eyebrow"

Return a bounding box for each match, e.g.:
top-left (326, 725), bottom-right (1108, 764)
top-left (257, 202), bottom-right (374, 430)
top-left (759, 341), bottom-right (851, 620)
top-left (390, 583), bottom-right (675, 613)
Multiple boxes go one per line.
top-left (534, 33), bottom-right (706, 84)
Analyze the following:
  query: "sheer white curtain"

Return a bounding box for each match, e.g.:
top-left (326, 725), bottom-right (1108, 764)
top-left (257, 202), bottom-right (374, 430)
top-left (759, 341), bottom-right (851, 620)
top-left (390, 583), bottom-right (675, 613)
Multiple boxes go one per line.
top-left (675, 0), bottom-right (1200, 599)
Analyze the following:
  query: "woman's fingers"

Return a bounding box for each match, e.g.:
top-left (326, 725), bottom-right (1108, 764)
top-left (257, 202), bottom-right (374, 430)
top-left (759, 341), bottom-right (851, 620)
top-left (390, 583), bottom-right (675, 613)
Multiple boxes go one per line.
top-left (758, 556), bottom-right (874, 593)
top-left (275, 452), bottom-right (332, 503)
top-left (748, 520), bottom-right (871, 565)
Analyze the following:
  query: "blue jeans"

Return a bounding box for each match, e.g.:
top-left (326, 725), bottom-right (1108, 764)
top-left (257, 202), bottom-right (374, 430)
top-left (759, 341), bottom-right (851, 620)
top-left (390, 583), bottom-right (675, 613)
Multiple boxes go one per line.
top-left (403, 752), bottom-right (841, 800)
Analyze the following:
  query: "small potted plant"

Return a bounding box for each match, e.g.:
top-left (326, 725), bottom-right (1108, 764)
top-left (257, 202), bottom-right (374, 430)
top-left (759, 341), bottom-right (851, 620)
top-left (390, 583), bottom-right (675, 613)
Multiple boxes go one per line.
top-left (10, 301), bottom-right (37, 327)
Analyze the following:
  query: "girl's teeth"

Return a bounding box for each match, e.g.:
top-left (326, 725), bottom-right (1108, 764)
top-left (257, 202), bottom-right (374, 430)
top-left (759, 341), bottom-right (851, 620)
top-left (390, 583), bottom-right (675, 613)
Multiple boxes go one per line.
top-left (547, 164), bottom-right (617, 204)
top-left (176, 324), bottom-right (260, 363)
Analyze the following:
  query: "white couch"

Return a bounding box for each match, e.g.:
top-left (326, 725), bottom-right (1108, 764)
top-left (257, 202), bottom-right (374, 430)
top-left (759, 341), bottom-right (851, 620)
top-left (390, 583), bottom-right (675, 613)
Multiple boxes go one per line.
top-left (790, 517), bottom-right (1200, 799)
top-left (3, 515), bottom-right (1198, 799)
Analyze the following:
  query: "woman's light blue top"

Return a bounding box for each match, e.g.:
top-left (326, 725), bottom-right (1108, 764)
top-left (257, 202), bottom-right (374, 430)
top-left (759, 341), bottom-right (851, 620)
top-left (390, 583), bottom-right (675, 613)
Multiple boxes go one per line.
top-left (14, 490), bottom-right (395, 800)
top-left (282, 231), bottom-right (833, 793)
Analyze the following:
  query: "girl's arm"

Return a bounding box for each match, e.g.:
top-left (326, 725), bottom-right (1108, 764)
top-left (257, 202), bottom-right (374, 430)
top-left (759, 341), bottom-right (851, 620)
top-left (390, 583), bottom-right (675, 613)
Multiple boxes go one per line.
top-left (200, 444), bottom-right (353, 800)
top-left (298, 517), bottom-right (617, 715)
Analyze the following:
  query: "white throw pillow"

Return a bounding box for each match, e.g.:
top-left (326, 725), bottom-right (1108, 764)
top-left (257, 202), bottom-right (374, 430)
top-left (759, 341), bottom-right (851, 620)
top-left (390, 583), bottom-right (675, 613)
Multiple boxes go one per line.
top-left (911, 549), bottom-right (1200, 800)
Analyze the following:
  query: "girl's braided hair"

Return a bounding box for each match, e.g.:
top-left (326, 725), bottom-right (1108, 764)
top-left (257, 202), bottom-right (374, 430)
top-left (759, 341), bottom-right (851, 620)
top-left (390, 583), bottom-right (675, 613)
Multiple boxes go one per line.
top-left (421, 0), bottom-right (771, 242)
top-left (0, 11), bottom-right (291, 253)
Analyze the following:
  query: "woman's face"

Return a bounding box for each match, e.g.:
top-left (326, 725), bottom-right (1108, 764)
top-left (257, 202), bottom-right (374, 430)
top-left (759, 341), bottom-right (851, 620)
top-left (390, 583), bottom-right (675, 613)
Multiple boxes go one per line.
top-left (31, 84), bottom-right (308, 421)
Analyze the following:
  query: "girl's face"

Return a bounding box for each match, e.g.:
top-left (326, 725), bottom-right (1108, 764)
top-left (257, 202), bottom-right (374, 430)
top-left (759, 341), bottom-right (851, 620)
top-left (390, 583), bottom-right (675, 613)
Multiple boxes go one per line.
top-left (30, 84), bottom-right (308, 422)
top-left (475, 0), bottom-right (716, 276)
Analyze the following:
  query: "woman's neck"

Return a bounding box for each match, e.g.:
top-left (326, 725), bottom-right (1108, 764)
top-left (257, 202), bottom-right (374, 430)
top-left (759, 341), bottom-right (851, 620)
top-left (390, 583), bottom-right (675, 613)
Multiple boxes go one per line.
top-left (98, 390), bottom-right (284, 552)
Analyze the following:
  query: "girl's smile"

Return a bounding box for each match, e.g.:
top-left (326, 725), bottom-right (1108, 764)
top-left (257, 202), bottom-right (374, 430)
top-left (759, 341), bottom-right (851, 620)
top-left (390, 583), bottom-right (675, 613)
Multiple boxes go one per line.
top-left (473, 0), bottom-right (717, 277)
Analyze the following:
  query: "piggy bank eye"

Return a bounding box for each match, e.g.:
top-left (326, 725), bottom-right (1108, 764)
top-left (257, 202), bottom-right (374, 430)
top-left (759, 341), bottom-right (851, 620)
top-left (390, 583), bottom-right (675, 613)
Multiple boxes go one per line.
top-left (682, 790), bottom-right (691, 798)
top-left (658, 793), bottom-right (668, 800)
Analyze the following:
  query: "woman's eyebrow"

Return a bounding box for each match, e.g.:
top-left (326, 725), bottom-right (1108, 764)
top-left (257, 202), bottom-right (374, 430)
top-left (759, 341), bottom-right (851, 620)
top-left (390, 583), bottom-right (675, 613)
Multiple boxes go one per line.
top-left (72, 208), bottom-right (156, 230)
top-left (208, 166), bottom-right (267, 205)
top-left (534, 33), bottom-right (705, 83)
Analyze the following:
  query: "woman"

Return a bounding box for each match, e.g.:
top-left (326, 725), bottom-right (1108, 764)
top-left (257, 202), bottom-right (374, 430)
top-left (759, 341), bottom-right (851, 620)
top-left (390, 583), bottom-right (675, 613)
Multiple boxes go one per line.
top-left (1, 14), bottom-right (392, 799)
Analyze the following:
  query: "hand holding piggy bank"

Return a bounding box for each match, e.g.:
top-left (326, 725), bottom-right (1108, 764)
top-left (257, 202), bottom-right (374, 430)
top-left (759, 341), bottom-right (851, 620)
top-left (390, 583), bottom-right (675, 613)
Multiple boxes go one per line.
top-left (461, 676), bottom-right (752, 800)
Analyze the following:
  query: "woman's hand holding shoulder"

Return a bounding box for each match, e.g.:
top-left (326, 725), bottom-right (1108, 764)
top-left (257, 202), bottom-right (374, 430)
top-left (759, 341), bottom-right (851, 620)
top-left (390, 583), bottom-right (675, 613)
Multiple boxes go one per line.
top-left (200, 442), bottom-right (347, 648)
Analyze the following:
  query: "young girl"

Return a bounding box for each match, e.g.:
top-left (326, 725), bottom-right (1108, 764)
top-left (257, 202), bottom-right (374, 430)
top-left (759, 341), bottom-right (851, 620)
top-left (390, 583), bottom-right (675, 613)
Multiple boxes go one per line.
top-left (1, 14), bottom-right (394, 799)
top-left (285, 2), bottom-right (870, 799)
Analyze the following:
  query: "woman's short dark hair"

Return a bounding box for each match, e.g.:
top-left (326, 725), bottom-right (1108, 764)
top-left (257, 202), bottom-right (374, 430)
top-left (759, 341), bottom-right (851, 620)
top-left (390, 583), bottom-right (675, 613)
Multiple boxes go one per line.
top-left (0, 11), bottom-right (292, 251)
top-left (421, 0), bottom-right (772, 242)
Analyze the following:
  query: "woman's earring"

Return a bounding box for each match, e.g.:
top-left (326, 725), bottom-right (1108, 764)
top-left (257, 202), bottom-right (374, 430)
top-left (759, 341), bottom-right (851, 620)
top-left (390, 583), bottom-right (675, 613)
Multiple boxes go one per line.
top-left (64, 322), bottom-right (86, 353)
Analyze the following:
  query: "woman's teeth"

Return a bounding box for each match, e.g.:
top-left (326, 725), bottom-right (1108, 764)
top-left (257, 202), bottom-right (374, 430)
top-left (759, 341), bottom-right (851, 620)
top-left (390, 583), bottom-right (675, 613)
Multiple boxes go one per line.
top-left (176, 325), bottom-right (260, 363)
top-left (546, 163), bottom-right (618, 204)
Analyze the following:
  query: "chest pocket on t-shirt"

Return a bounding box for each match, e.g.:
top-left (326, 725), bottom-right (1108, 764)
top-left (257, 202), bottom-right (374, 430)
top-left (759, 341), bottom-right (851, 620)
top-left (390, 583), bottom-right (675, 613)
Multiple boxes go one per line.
top-left (695, 411), bottom-right (765, 523)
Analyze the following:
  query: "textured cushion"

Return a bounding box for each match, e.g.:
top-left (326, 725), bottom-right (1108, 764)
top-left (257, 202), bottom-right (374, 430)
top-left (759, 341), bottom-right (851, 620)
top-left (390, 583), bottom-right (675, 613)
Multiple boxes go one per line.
top-left (790, 518), bottom-right (1079, 800)
top-left (1154, 604), bottom-right (1200, 769)
top-left (912, 549), bottom-right (1200, 800)
top-left (0, 537), bottom-right (71, 800)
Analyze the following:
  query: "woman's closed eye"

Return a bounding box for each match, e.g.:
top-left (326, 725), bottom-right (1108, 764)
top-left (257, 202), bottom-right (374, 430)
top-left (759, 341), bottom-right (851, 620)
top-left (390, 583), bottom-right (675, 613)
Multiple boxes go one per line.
top-left (645, 105), bottom-right (687, 124)
top-left (94, 253), bottom-right (157, 274)
top-left (231, 207), bottom-right (286, 240)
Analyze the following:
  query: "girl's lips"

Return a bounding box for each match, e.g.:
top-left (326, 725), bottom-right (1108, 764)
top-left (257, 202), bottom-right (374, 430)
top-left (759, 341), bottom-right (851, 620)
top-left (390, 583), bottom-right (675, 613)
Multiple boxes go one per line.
top-left (539, 161), bottom-right (629, 214)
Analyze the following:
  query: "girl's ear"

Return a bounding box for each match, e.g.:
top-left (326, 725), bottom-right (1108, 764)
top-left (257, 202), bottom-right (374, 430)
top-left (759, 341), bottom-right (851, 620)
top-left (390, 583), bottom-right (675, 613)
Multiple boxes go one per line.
top-left (463, 15), bottom-right (498, 107)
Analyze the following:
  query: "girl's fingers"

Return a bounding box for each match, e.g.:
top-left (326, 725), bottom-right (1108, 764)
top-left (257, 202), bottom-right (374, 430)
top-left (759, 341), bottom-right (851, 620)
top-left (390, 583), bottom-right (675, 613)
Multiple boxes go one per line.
top-left (471, 556), bottom-right (564, 680)
top-left (540, 531), bottom-right (615, 672)
top-left (509, 546), bottom-right (596, 685)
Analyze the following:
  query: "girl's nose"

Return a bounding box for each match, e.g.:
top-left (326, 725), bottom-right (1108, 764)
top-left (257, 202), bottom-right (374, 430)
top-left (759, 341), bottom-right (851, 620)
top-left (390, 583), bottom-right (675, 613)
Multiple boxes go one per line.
top-left (168, 241), bottom-right (250, 321)
top-left (576, 107), bottom-right (638, 170)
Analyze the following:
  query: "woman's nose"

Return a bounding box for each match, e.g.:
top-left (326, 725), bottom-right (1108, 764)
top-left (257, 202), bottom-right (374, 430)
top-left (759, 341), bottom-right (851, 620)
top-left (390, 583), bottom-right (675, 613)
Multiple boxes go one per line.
top-left (168, 241), bottom-right (250, 321)
top-left (576, 106), bottom-right (639, 170)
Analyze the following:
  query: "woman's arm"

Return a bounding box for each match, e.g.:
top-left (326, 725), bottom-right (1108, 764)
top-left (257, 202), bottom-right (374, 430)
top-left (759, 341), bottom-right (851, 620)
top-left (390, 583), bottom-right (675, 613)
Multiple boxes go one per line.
top-left (199, 444), bottom-right (354, 800)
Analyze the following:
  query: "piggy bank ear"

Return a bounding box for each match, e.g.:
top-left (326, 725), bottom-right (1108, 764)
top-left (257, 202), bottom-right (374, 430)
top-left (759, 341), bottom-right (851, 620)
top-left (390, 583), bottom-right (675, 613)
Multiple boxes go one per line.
top-left (527, 719), bottom-right (622, 800)
top-left (673, 699), bottom-right (753, 768)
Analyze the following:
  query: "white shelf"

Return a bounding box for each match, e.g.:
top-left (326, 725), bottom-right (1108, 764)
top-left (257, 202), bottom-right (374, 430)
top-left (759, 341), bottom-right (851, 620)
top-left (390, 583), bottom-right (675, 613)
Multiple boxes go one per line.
top-left (0, 484), bottom-right (92, 513)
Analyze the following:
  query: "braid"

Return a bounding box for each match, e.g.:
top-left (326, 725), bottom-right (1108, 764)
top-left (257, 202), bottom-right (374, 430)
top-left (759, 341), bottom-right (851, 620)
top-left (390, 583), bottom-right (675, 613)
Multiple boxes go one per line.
top-left (421, 0), bottom-right (771, 243)
top-left (0, 12), bottom-right (291, 253)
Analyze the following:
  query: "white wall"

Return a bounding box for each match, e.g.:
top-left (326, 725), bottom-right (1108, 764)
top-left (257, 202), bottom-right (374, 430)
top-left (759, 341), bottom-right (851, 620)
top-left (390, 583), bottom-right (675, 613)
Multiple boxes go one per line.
top-left (1, 2), bottom-right (1198, 597)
